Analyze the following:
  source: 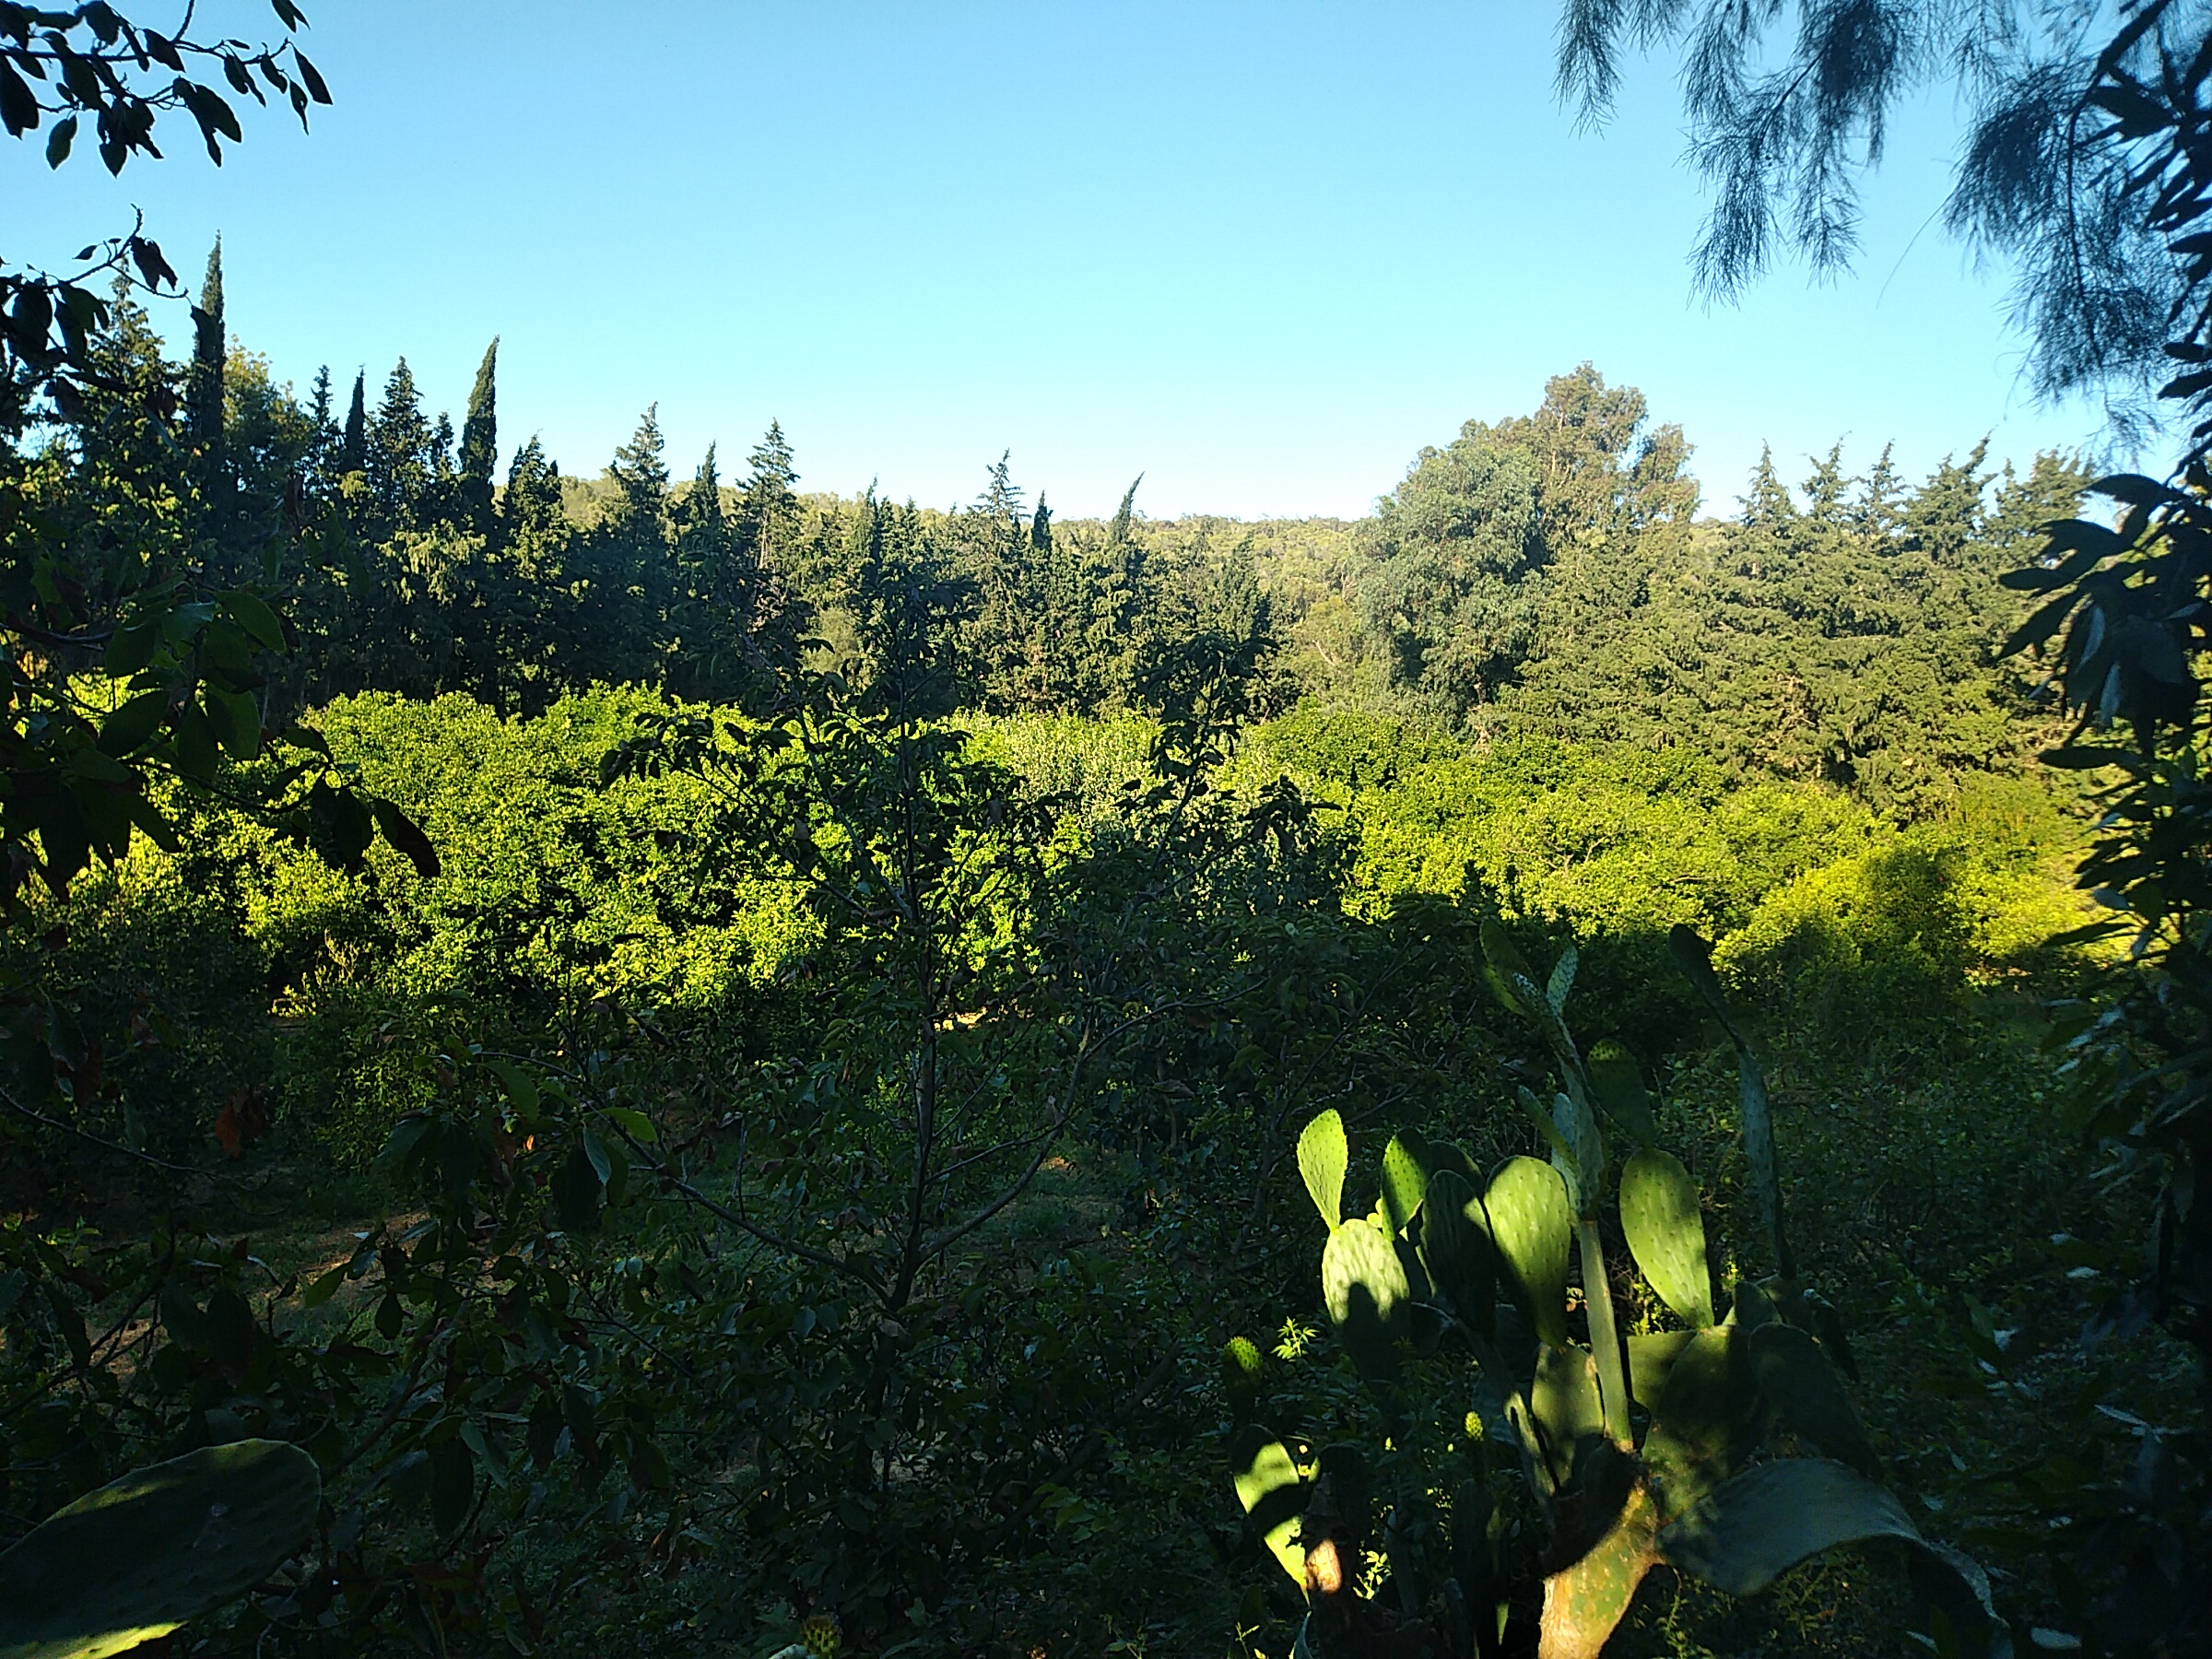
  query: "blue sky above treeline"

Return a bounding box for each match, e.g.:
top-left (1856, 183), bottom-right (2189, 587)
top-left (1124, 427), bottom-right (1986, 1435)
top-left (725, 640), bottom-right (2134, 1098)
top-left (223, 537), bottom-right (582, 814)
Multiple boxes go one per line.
top-left (5, 1), bottom-right (2112, 519)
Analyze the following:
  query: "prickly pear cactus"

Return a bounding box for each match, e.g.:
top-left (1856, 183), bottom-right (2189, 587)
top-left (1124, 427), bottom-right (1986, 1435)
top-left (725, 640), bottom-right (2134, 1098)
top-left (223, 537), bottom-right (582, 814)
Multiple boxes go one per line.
top-left (1231, 927), bottom-right (2006, 1659)
top-left (0, 1439), bottom-right (321, 1659)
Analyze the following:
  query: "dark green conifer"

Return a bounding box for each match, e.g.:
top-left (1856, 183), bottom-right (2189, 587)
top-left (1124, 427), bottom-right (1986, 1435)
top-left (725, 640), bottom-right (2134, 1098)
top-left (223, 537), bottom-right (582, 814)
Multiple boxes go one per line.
top-left (340, 371), bottom-right (367, 475)
top-left (187, 236), bottom-right (225, 463)
top-left (1742, 447), bottom-right (1795, 527)
top-left (457, 338), bottom-right (499, 531)
top-left (1030, 492), bottom-right (1052, 552)
top-left (610, 405), bottom-right (669, 523)
top-left (369, 358), bottom-right (432, 530)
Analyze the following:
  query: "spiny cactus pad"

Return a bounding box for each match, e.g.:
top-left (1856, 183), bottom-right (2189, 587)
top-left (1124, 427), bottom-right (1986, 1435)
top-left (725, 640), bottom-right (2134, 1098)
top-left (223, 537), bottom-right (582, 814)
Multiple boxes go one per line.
top-left (1620, 1147), bottom-right (1714, 1327)
top-left (0, 1439), bottom-right (320, 1659)
top-left (1322, 1217), bottom-right (1410, 1378)
top-left (1297, 1108), bottom-right (1347, 1231)
top-left (1230, 1430), bottom-right (1307, 1585)
top-left (1484, 1156), bottom-right (1572, 1348)
top-left (1379, 1133), bottom-right (1430, 1235)
top-left (1587, 1040), bottom-right (1658, 1144)
top-left (1418, 1167), bottom-right (1497, 1335)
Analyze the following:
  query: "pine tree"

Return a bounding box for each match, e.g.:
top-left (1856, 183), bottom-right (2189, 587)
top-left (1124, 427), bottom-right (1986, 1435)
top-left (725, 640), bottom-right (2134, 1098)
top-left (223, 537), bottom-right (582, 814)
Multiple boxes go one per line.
top-left (735, 419), bottom-right (799, 579)
top-left (187, 236), bottom-right (225, 464)
top-left (1742, 447), bottom-right (1795, 529)
top-left (340, 371), bottom-right (368, 476)
top-left (610, 405), bottom-right (669, 523)
top-left (683, 443), bottom-right (725, 544)
top-left (368, 358), bottom-right (433, 530)
top-left (503, 435), bottom-right (565, 541)
top-left (977, 450), bottom-right (1025, 522)
top-left (457, 338), bottom-right (499, 532)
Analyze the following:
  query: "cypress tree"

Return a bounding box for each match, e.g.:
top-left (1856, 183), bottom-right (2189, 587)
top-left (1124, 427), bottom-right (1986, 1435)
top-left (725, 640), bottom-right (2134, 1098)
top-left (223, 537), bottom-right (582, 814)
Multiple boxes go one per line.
top-left (1106, 475), bottom-right (1142, 547)
top-left (187, 235), bottom-right (225, 462)
top-left (340, 371), bottom-right (367, 475)
top-left (457, 338), bottom-right (499, 531)
top-left (1030, 492), bottom-right (1052, 552)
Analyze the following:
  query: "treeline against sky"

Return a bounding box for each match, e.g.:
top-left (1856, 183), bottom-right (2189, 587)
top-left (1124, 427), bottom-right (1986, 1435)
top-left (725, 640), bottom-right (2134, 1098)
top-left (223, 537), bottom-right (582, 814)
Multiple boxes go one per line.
top-left (41, 249), bottom-right (2088, 810)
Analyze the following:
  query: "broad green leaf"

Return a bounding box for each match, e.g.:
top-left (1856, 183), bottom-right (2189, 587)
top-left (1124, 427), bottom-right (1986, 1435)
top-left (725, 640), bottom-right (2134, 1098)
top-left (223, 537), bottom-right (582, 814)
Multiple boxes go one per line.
top-left (218, 588), bottom-right (286, 653)
top-left (1484, 1156), bottom-right (1572, 1348)
top-left (1620, 1147), bottom-right (1713, 1326)
top-left (205, 687), bottom-right (262, 760)
top-left (1297, 1108), bottom-right (1347, 1230)
top-left (1658, 1458), bottom-right (1919, 1596)
top-left (485, 1059), bottom-right (539, 1122)
top-left (97, 690), bottom-right (168, 759)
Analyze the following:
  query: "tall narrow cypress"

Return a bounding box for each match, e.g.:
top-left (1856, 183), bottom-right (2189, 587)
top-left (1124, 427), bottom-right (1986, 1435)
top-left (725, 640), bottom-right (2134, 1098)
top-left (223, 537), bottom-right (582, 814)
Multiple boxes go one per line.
top-left (187, 236), bottom-right (225, 463)
top-left (340, 371), bottom-right (367, 475)
top-left (457, 338), bottom-right (499, 532)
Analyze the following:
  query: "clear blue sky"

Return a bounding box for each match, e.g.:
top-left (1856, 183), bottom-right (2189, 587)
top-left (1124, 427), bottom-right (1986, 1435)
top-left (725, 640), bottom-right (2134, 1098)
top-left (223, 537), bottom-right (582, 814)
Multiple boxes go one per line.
top-left (6, 1), bottom-right (2111, 520)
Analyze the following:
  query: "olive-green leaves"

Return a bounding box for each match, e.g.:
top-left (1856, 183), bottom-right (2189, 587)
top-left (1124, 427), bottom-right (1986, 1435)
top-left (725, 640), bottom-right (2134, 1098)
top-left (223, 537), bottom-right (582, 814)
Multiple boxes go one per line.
top-left (1230, 1430), bottom-right (1306, 1586)
top-left (1297, 1108), bottom-right (1347, 1230)
top-left (1483, 1156), bottom-right (1572, 1348)
top-left (1658, 1457), bottom-right (1919, 1596)
top-left (1620, 1147), bottom-right (1713, 1327)
top-left (0, 1439), bottom-right (320, 1659)
top-left (1323, 1218), bottom-right (1411, 1377)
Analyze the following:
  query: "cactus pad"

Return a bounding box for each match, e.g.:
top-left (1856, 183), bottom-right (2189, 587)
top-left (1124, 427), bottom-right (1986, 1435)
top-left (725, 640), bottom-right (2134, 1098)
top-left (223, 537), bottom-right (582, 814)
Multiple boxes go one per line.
top-left (1587, 1040), bottom-right (1658, 1144)
top-left (1418, 1168), bottom-right (1497, 1336)
top-left (1297, 1108), bottom-right (1347, 1231)
top-left (1747, 1322), bottom-right (1877, 1476)
top-left (1657, 1457), bottom-right (1919, 1596)
top-left (1230, 1430), bottom-right (1307, 1585)
top-left (1322, 1218), bottom-right (1410, 1378)
top-left (1379, 1133), bottom-right (1430, 1235)
top-left (0, 1439), bottom-right (320, 1659)
top-left (1620, 1147), bottom-right (1714, 1327)
top-left (1485, 1156), bottom-right (1573, 1349)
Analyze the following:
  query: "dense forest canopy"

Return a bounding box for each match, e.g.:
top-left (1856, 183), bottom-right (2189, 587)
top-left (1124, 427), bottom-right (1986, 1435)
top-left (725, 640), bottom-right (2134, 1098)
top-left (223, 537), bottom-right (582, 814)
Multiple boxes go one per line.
top-left (36, 270), bottom-right (2091, 817)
